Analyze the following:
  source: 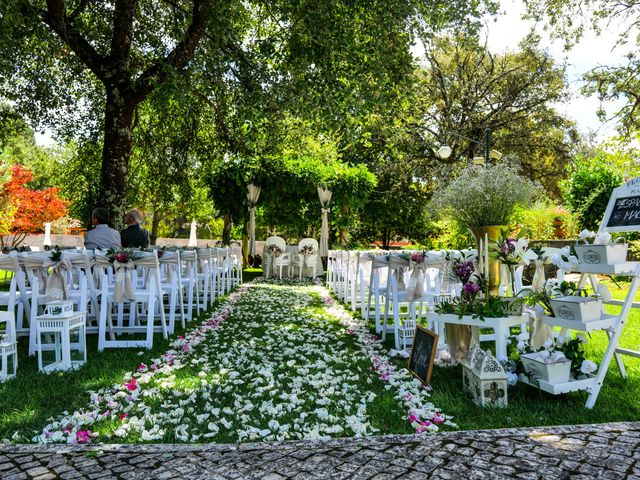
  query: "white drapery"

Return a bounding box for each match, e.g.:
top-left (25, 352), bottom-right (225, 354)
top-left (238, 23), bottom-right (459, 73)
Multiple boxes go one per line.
top-left (188, 220), bottom-right (197, 247)
top-left (317, 187), bottom-right (332, 257)
top-left (247, 183), bottom-right (261, 257)
top-left (43, 222), bottom-right (52, 248)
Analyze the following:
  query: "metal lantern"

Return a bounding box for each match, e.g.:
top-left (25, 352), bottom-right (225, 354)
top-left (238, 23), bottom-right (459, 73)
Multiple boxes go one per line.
top-left (462, 345), bottom-right (508, 407)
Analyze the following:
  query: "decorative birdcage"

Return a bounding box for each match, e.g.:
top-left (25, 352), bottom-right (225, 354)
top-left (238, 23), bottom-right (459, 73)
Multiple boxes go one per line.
top-left (462, 345), bottom-right (508, 407)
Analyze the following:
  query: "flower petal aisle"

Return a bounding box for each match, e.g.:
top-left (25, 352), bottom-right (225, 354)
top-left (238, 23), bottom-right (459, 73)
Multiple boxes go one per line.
top-left (24, 280), bottom-right (451, 444)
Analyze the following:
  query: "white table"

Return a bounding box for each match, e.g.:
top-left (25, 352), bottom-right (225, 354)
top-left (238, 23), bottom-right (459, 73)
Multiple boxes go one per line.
top-left (430, 312), bottom-right (528, 360)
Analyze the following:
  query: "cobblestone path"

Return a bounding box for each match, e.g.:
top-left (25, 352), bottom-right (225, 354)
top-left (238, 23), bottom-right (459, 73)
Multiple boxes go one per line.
top-left (1, 422), bottom-right (639, 479)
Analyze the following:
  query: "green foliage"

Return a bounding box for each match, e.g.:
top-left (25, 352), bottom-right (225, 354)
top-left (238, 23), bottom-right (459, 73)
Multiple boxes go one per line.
top-left (434, 296), bottom-right (511, 320)
top-left (514, 202), bottom-right (580, 240)
top-left (565, 152), bottom-right (623, 231)
top-left (418, 34), bottom-right (579, 198)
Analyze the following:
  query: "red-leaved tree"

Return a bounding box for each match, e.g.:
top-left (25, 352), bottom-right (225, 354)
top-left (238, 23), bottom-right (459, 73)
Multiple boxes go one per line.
top-left (0, 164), bottom-right (68, 246)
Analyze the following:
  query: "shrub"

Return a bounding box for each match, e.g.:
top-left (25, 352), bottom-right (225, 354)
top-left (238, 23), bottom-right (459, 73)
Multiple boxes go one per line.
top-left (565, 153), bottom-right (622, 231)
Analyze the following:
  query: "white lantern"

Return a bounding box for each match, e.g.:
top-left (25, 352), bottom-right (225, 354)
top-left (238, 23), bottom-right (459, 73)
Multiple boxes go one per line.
top-left (36, 310), bottom-right (86, 373)
top-left (462, 346), bottom-right (508, 407)
top-left (0, 312), bottom-right (17, 381)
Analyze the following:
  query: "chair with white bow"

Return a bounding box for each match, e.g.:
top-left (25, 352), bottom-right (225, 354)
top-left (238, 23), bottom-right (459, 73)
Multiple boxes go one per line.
top-left (264, 236), bottom-right (291, 279)
top-left (291, 238), bottom-right (320, 278)
top-left (0, 252), bottom-right (28, 337)
top-left (95, 251), bottom-right (168, 350)
top-left (158, 250), bottom-right (185, 333)
top-left (382, 251), bottom-right (450, 351)
top-left (179, 249), bottom-right (200, 321)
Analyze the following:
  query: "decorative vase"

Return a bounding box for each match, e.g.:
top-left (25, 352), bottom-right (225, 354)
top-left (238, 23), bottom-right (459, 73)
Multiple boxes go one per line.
top-left (469, 225), bottom-right (505, 297)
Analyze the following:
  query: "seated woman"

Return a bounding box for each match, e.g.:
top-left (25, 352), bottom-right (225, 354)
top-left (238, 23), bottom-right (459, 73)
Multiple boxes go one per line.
top-left (121, 208), bottom-right (150, 248)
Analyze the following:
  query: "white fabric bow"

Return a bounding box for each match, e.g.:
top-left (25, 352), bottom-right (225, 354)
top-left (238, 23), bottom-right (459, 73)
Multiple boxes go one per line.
top-left (45, 257), bottom-right (72, 301)
top-left (114, 260), bottom-right (136, 303)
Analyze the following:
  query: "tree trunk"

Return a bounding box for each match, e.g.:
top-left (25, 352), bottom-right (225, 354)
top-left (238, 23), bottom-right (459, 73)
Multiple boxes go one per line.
top-left (242, 207), bottom-right (249, 269)
top-left (150, 206), bottom-right (161, 246)
top-left (99, 91), bottom-right (136, 228)
top-left (338, 201), bottom-right (349, 246)
top-left (222, 212), bottom-right (233, 246)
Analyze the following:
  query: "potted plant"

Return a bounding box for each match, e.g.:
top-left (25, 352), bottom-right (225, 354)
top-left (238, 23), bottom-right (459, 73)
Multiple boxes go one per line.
top-left (430, 164), bottom-right (539, 295)
top-left (574, 229), bottom-right (628, 265)
top-left (506, 335), bottom-right (598, 385)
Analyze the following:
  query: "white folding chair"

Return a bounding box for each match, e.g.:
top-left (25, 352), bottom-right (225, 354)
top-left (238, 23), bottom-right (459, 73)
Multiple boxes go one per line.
top-left (96, 251), bottom-right (168, 351)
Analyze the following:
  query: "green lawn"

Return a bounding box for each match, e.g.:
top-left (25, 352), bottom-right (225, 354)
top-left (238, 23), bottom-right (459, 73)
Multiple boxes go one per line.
top-left (1, 271), bottom-right (638, 443)
top-left (376, 277), bottom-right (640, 430)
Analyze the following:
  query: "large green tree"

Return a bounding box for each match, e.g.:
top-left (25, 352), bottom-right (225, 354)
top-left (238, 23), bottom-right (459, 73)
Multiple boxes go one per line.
top-left (1, 0), bottom-right (497, 222)
top-left (525, 0), bottom-right (640, 136)
top-left (418, 34), bottom-right (579, 197)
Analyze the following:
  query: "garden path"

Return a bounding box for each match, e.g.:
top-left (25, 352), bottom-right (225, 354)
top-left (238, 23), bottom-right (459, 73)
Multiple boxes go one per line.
top-left (1, 421), bottom-right (639, 479)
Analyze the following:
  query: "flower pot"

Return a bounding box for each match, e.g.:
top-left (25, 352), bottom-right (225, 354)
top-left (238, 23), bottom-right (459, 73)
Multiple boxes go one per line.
top-left (574, 240), bottom-right (628, 265)
top-left (549, 296), bottom-right (602, 322)
top-left (499, 296), bottom-right (524, 316)
top-left (521, 352), bottom-right (571, 384)
top-left (469, 225), bottom-right (505, 297)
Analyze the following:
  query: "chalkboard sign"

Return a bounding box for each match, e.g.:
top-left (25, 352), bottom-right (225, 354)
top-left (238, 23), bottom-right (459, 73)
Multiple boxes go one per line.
top-left (602, 177), bottom-right (640, 233)
top-left (408, 325), bottom-right (438, 384)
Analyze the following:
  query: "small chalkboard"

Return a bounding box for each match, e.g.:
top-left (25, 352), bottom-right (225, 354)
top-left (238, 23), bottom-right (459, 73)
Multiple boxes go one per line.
top-left (602, 177), bottom-right (640, 233)
top-left (408, 325), bottom-right (438, 384)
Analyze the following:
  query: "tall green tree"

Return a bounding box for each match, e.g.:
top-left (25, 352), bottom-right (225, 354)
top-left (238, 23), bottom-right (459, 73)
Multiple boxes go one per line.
top-left (1, 0), bottom-right (497, 221)
top-left (419, 34), bottom-right (579, 197)
top-left (525, 0), bottom-right (640, 136)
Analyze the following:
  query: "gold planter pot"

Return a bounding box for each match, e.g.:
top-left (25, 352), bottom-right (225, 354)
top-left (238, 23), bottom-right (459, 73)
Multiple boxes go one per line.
top-left (469, 225), bottom-right (505, 298)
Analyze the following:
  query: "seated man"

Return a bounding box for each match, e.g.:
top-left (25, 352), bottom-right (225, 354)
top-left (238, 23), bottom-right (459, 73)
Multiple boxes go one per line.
top-left (121, 208), bottom-right (150, 248)
top-left (84, 208), bottom-right (122, 250)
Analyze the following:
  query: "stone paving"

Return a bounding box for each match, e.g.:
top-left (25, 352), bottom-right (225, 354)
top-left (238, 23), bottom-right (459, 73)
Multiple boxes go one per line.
top-left (1, 422), bottom-right (639, 479)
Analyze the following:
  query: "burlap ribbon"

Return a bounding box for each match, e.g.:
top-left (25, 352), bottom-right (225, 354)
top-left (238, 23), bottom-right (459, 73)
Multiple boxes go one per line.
top-left (113, 260), bottom-right (136, 303)
top-left (407, 260), bottom-right (427, 301)
top-left (529, 258), bottom-right (554, 349)
top-left (45, 257), bottom-right (72, 301)
top-left (445, 324), bottom-right (472, 362)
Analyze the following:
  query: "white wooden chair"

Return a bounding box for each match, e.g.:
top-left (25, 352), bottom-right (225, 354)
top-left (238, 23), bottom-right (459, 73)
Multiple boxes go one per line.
top-left (158, 250), bottom-right (185, 333)
top-left (0, 252), bottom-right (28, 337)
top-left (179, 250), bottom-right (200, 321)
top-left (95, 251), bottom-right (168, 351)
top-left (197, 248), bottom-right (212, 311)
top-left (265, 236), bottom-right (291, 279)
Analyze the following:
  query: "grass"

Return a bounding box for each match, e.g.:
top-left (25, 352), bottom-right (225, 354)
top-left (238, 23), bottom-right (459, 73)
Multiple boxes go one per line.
top-left (1, 269), bottom-right (638, 443)
top-left (374, 277), bottom-right (640, 430)
top-left (0, 281), bottom-right (232, 440)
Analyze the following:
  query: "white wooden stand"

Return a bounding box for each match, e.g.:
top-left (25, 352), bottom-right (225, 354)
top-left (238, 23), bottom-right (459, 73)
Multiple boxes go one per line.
top-left (430, 312), bottom-right (528, 360)
top-left (36, 312), bottom-right (87, 372)
top-left (537, 262), bottom-right (640, 408)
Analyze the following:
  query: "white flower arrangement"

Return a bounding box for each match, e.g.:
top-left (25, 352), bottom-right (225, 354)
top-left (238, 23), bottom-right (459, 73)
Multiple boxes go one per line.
top-left (550, 246), bottom-right (579, 271)
top-left (578, 229), bottom-right (613, 245)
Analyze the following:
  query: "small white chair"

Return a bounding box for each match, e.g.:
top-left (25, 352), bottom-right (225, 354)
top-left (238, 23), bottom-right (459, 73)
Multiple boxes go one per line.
top-left (0, 311), bottom-right (17, 380)
top-left (291, 238), bottom-right (320, 278)
top-left (265, 236), bottom-right (291, 279)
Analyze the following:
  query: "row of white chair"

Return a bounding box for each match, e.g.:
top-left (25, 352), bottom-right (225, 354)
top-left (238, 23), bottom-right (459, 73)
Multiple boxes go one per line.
top-left (327, 249), bottom-right (568, 353)
top-left (0, 246), bottom-right (243, 353)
